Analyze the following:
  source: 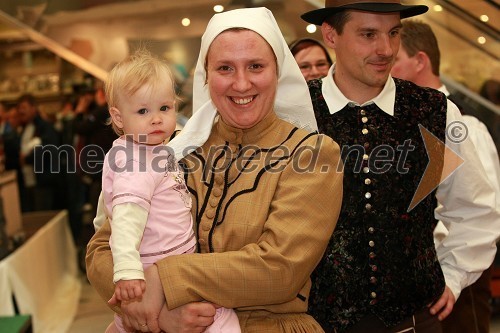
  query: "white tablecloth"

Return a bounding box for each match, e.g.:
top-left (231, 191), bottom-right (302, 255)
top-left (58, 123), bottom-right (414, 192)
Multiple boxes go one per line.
top-left (0, 210), bottom-right (81, 333)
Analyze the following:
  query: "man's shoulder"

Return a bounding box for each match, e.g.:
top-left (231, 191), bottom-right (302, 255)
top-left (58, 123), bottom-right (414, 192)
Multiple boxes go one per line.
top-left (394, 78), bottom-right (447, 105)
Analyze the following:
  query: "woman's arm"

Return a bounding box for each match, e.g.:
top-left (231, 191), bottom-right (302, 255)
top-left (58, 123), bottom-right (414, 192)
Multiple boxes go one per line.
top-left (85, 219), bottom-right (118, 312)
top-left (86, 193), bottom-right (214, 332)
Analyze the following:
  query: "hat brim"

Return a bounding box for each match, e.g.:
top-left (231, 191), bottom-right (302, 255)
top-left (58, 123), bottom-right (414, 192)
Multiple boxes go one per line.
top-left (301, 3), bottom-right (428, 25)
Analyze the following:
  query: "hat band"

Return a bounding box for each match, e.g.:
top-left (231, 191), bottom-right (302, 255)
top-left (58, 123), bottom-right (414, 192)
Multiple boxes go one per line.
top-left (325, 0), bottom-right (401, 6)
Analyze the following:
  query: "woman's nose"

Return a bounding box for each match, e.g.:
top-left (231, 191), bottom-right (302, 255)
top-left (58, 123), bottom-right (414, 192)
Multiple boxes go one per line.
top-left (232, 71), bottom-right (252, 91)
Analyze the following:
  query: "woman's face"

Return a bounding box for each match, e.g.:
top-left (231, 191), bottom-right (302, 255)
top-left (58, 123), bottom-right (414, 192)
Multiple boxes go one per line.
top-left (294, 45), bottom-right (331, 81)
top-left (206, 30), bottom-right (278, 129)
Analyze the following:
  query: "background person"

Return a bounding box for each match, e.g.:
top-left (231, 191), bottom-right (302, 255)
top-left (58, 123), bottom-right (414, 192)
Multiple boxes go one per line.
top-left (391, 19), bottom-right (500, 333)
top-left (301, 1), bottom-right (500, 332)
top-left (17, 94), bottom-right (60, 212)
top-left (87, 7), bottom-right (343, 333)
top-left (289, 38), bottom-right (333, 81)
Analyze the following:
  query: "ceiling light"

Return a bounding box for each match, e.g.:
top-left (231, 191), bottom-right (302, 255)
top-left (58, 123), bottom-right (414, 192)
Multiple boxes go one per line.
top-left (433, 5), bottom-right (443, 12)
top-left (181, 18), bottom-right (190, 27)
top-left (480, 15), bottom-right (489, 22)
top-left (477, 36), bottom-right (486, 44)
top-left (214, 5), bottom-right (224, 13)
top-left (306, 24), bottom-right (317, 33)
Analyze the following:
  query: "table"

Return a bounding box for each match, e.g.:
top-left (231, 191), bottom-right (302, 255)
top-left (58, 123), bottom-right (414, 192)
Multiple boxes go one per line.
top-left (0, 210), bottom-right (81, 333)
top-left (0, 314), bottom-right (32, 333)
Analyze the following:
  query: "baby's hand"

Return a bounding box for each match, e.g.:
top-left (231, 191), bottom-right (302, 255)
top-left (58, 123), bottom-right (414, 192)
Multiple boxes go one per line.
top-left (113, 279), bottom-right (146, 302)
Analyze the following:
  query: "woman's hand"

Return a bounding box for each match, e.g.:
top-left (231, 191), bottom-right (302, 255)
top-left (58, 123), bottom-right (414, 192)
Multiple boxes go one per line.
top-left (158, 302), bottom-right (217, 333)
top-left (114, 265), bottom-right (165, 333)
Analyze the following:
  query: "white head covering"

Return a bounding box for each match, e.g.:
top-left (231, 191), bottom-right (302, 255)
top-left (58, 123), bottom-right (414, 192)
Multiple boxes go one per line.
top-left (168, 7), bottom-right (317, 160)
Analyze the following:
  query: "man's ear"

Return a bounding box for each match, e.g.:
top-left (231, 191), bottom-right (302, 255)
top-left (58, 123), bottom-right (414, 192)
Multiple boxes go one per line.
top-left (415, 51), bottom-right (428, 73)
top-left (109, 106), bottom-right (123, 129)
top-left (321, 22), bottom-right (337, 50)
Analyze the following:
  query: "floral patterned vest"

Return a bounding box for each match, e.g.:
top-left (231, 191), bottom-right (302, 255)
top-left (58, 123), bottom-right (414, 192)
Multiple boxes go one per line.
top-left (307, 78), bottom-right (448, 331)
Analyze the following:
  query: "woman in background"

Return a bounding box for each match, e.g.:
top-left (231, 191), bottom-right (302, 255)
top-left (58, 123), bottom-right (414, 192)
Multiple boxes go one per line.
top-left (289, 38), bottom-right (332, 81)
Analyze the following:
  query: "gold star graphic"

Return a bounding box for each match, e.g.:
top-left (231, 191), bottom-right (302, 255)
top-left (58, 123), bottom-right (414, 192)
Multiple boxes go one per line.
top-left (408, 125), bottom-right (465, 211)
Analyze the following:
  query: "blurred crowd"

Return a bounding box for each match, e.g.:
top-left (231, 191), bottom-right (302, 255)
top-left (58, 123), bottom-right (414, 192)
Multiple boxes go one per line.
top-left (0, 82), bottom-right (117, 248)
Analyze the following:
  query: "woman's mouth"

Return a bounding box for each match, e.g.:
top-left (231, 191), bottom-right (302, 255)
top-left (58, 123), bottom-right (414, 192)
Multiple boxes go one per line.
top-left (231, 96), bottom-right (254, 105)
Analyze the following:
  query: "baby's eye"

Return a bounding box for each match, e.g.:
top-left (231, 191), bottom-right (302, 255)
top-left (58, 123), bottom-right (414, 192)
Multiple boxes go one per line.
top-left (160, 105), bottom-right (170, 111)
top-left (138, 108), bottom-right (148, 115)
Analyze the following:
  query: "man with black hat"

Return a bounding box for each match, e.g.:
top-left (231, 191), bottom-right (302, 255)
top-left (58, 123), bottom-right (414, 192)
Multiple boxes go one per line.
top-left (301, 1), bottom-right (499, 332)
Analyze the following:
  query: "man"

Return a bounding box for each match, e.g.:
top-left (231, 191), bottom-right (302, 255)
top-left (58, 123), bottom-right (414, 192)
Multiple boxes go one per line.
top-left (301, 1), bottom-right (499, 332)
top-left (17, 94), bottom-right (60, 212)
top-left (392, 20), bottom-right (500, 333)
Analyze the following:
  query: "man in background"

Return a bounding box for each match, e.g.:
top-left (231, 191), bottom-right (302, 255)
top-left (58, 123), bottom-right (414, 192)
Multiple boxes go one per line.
top-left (17, 94), bottom-right (60, 212)
top-left (391, 20), bottom-right (500, 333)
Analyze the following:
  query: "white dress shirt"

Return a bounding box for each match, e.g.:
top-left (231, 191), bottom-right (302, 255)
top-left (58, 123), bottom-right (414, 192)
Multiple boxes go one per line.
top-left (321, 66), bottom-right (500, 300)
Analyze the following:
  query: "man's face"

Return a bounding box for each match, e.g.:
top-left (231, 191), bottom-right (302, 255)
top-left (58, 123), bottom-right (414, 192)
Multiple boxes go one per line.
top-left (17, 101), bottom-right (36, 124)
top-left (323, 11), bottom-right (401, 100)
top-left (391, 46), bottom-right (419, 83)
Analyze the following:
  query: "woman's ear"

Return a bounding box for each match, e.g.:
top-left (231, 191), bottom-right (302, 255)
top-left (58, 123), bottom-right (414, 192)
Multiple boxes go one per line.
top-left (109, 106), bottom-right (123, 129)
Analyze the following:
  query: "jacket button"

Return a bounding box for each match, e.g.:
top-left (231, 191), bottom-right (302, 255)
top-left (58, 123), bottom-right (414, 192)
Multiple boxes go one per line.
top-left (206, 209), bottom-right (215, 219)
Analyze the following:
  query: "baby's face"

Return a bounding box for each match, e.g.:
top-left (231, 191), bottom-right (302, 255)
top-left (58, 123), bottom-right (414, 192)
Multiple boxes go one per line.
top-left (117, 78), bottom-right (177, 145)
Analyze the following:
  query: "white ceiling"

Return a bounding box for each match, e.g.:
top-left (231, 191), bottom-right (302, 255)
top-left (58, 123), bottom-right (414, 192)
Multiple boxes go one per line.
top-left (0, 0), bottom-right (497, 91)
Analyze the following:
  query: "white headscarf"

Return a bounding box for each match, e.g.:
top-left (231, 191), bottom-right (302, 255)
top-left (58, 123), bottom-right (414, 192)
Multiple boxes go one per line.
top-left (168, 7), bottom-right (317, 160)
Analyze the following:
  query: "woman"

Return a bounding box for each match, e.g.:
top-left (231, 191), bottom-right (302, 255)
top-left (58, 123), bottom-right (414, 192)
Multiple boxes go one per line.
top-left (87, 7), bottom-right (343, 333)
top-left (289, 38), bottom-right (333, 81)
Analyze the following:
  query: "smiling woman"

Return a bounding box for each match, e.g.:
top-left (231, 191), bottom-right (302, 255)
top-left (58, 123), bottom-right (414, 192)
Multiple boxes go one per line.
top-left (86, 7), bottom-right (343, 333)
top-left (289, 38), bottom-right (333, 81)
top-left (206, 29), bottom-right (278, 129)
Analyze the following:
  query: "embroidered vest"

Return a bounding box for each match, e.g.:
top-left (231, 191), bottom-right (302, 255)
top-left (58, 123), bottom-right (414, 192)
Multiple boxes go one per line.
top-left (307, 78), bottom-right (448, 331)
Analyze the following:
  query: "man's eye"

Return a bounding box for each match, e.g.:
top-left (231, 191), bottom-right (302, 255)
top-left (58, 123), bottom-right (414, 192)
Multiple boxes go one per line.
top-left (390, 30), bottom-right (400, 37)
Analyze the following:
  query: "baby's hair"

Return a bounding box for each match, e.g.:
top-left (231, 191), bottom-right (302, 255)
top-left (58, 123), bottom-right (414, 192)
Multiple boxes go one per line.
top-left (105, 48), bottom-right (177, 135)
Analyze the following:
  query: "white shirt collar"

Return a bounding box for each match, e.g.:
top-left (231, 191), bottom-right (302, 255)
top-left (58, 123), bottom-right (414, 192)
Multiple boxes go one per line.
top-left (438, 84), bottom-right (450, 97)
top-left (321, 64), bottom-right (396, 116)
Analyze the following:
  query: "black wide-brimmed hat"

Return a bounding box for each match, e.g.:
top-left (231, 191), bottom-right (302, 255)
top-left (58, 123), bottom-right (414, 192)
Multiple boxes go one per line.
top-left (301, 0), bottom-right (428, 25)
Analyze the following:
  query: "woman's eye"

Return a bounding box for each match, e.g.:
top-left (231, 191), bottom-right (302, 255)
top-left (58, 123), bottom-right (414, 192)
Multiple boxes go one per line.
top-left (138, 108), bottom-right (147, 114)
